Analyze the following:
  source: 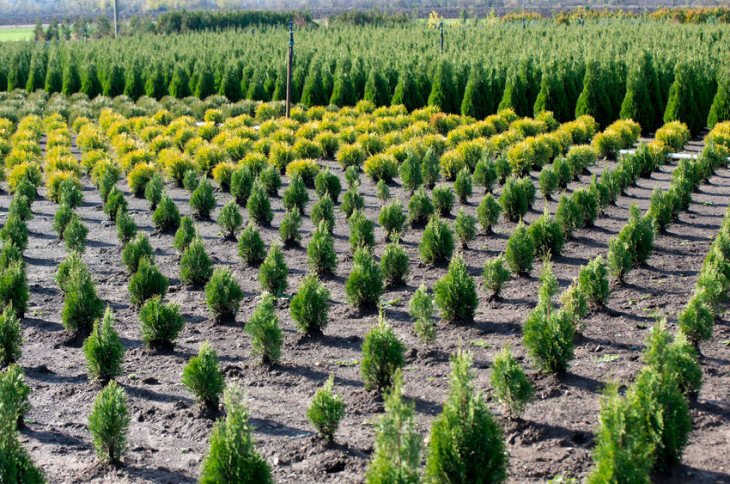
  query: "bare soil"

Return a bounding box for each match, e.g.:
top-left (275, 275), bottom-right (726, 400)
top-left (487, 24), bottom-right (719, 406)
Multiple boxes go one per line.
top-left (4, 135), bottom-right (729, 483)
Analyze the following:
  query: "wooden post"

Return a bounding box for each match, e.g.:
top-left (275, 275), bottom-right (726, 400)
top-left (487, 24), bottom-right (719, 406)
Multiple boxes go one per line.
top-left (286, 20), bottom-right (293, 118)
top-left (113, 0), bottom-right (118, 38)
top-left (439, 20), bottom-right (444, 52)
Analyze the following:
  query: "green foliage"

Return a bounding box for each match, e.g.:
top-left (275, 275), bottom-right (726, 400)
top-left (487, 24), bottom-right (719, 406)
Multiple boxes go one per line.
top-left (365, 371), bottom-right (421, 484)
top-left (473, 158), bottom-right (497, 194)
top-left (421, 148), bottom-right (440, 189)
top-left (349, 210), bottom-right (375, 252)
top-left (199, 385), bottom-right (273, 484)
top-left (0, 364), bottom-right (31, 424)
top-left (425, 350), bottom-right (507, 484)
top-left (245, 294), bottom-right (283, 365)
top-left (434, 254), bottom-right (478, 324)
top-left (282, 174), bottom-right (309, 213)
top-left (455, 209), bottom-right (477, 249)
top-left (128, 257), bottom-right (169, 306)
top-left (88, 381), bottom-right (129, 464)
top-left (364, 153), bottom-right (398, 182)
top-left (53, 204), bottom-right (74, 240)
top-left (476, 193), bottom-right (501, 233)
top-left (307, 374), bottom-right (345, 442)
top-left (504, 222), bottom-right (534, 276)
top-left (290, 274), bottom-right (330, 335)
top-left (152, 195), bottom-right (181, 233)
top-left (607, 236), bottom-right (633, 283)
top-left (238, 222), bottom-right (266, 266)
top-left (183, 169), bottom-right (199, 192)
top-left (139, 296), bottom-right (184, 349)
top-left (360, 313), bottom-right (405, 392)
top-left (578, 256), bottom-right (610, 307)
top-left (483, 256), bottom-right (511, 299)
top-left (116, 209), bottom-right (137, 245)
top-left (341, 186), bottom-right (364, 218)
top-left (247, 182), bottom-right (273, 225)
top-left (258, 244), bottom-right (288, 297)
top-left (1, 215), bottom-right (28, 252)
top-left (539, 165), bottom-right (558, 199)
top-left (555, 193), bottom-right (582, 238)
top-left (103, 187), bottom-right (127, 221)
top-left (432, 184), bottom-right (455, 216)
top-left (408, 187), bottom-right (434, 227)
top-left (454, 168), bottom-right (473, 203)
top-left (500, 177), bottom-right (534, 222)
top-left (231, 165), bottom-right (254, 205)
top-left (314, 169), bottom-right (342, 202)
top-left (647, 188), bottom-right (674, 232)
top-left (399, 153), bottom-right (422, 193)
top-left (345, 248), bottom-right (384, 308)
top-left (182, 342), bottom-right (225, 408)
top-left (205, 268), bottom-right (244, 322)
top-left (82, 307), bottom-right (124, 382)
top-left (419, 216), bottom-right (454, 265)
top-left (218, 200), bottom-right (243, 239)
top-left (63, 215), bottom-right (88, 252)
top-left (622, 205), bottom-right (655, 265)
top-left (378, 200), bottom-right (406, 240)
top-left (173, 216), bottom-right (196, 253)
top-left (409, 284), bottom-right (436, 344)
top-left (258, 165), bottom-right (282, 196)
top-left (643, 322), bottom-right (702, 399)
top-left (311, 195), bottom-right (336, 233)
top-left (0, 261), bottom-right (28, 319)
top-left (190, 177), bottom-right (217, 219)
top-left (307, 223), bottom-right (338, 276)
top-left (8, 195), bottom-right (32, 222)
top-left (121, 233), bottom-right (154, 273)
top-left (381, 241), bottom-right (409, 288)
top-left (490, 346), bottom-right (534, 418)
top-left (572, 187), bottom-right (598, 227)
top-left (0, 306), bottom-right (22, 366)
top-left (677, 293), bottom-right (714, 346)
top-left (144, 173), bottom-right (164, 210)
top-left (180, 237), bottom-right (213, 286)
top-left (61, 264), bottom-right (104, 334)
top-left (528, 211), bottom-right (564, 258)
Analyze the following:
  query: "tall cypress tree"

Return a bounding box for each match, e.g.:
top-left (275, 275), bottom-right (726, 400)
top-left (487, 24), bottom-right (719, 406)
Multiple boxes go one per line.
top-left (169, 64), bottom-right (191, 99)
top-left (708, 65), bottom-right (730, 129)
top-left (498, 68), bottom-right (528, 116)
top-left (123, 61), bottom-right (144, 100)
top-left (664, 62), bottom-right (704, 135)
top-left (620, 51), bottom-right (663, 134)
top-left (80, 61), bottom-right (101, 99)
top-left (428, 60), bottom-right (458, 114)
top-left (363, 67), bottom-right (390, 107)
top-left (25, 51), bottom-right (46, 93)
top-left (102, 63), bottom-right (125, 97)
top-left (145, 66), bottom-right (167, 100)
top-left (534, 62), bottom-right (570, 122)
top-left (575, 60), bottom-right (613, 128)
top-left (44, 52), bottom-right (63, 94)
top-left (330, 59), bottom-right (355, 107)
top-left (391, 66), bottom-right (421, 111)
top-left (300, 60), bottom-right (327, 107)
top-left (461, 64), bottom-right (489, 119)
top-left (193, 62), bottom-right (215, 100)
top-left (61, 58), bottom-right (81, 96)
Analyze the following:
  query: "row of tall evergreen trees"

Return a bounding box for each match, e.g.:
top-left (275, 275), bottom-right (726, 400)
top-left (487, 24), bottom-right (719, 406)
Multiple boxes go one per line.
top-left (0, 49), bottom-right (727, 133)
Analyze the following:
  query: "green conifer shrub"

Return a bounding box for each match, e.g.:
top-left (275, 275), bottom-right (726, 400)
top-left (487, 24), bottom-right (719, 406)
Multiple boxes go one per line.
top-left (139, 296), bottom-right (184, 349)
top-left (555, 193), bottom-right (582, 238)
top-left (643, 322), bottom-right (702, 400)
top-left (455, 209), bottom-right (477, 249)
top-left (180, 237), bottom-right (213, 286)
top-left (425, 350), bottom-right (507, 483)
top-left (290, 274), bottom-right (330, 335)
top-left (490, 346), bottom-right (534, 418)
top-left (53, 204), bottom-right (74, 240)
top-left (307, 223), bottom-right (338, 276)
top-left (578, 256), bottom-right (610, 308)
top-left (190, 177), bottom-right (217, 219)
top-left (0, 215), bottom-right (28, 254)
top-left (182, 341), bottom-right (225, 408)
top-left (205, 268), bottom-right (244, 322)
top-left (0, 363), bottom-right (31, 424)
top-left (144, 173), bottom-right (164, 210)
top-left (238, 222), bottom-right (266, 266)
top-left (434, 254), bottom-right (478, 324)
top-left (0, 261), bottom-right (28, 319)
top-left (282, 174), bottom-right (309, 213)
top-left (364, 371), bottom-right (421, 483)
top-left (258, 245), bottom-right (288, 297)
top-left (677, 293), bottom-right (715, 347)
top-left (500, 177), bottom-right (534, 222)
top-left (399, 153), bottom-right (422, 193)
top-left (247, 182), bottom-right (273, 225)
top-left (63, 215), bottom-right (88, 252)
top-left (420, 216), bottom-right (455, 265)
top-left (432, 184), bottom-right (455, 216)
top-left (341, 186), bottom-right (364, 218)
top-left (199, 385), bottom-right (273, 483)
top-left (217, 200), bottom-right (243, 240)
top-left (152, 195), bottom-right (180, 233)
top-left (307, 374), bottom-right (345, 442)
top-left (230, 165), bottom-right (254, 205)
top-left (128, 257), bottom-right (168, 306)
top-left (0, 306), bottom-right (22, 366)
top-left (476, 194), bottom-right (501, 233)
top-left (8, 195), bottom-right (32, 222)
top-left (408, 187), bottom-right (434, 227)
top-left (314, 169), bottom-right (342, 203)
top-left (504, 222), bottom-right (534, 276)
top-left (82, 307), bottom-right (124, 382)
top-left (454, 168), bottom-right (473, 204)
top-left (88, 381), bottom-right (129, 464)
top-left (173, 216), bottom-right (196, 253)
top-left (121, 233), bottom-right (154, 273)
top-left (245, 294), bottom-right (283, 365)
top-left (483, 256), bottom-right (511, 300)
top-left (573, 187), bottom-right (598, 227)
top-left (473, 158), bottom-right (497, 194)
top-left (349, 210), bottom-right (375, 252)
top-left (311, 195), bottom-right (335, 233)
top-left (345, 248), bottom-right (384, 308)
top-left (528, 211), bottom-right (564, 258)
top-left (538, 166), bottom-right (558, 199)
top-left (61, 265), bottom-right (104, 335)
top-left (183, 169), bottom-right (199, 193)
top-left (103, 187), bottom-right (127, 221)
top-left (409, 284), bottom-right (436, 343)
top-left (258, 165), bottom-right (282, 197)
top-left (381, 242), bottom-right (409, 288)
top-left (360, 313), bottom-right (405, 392)
top-left (378, 201), bottom-right (406, 240)
top-left (116, 209), bottom-right (137, 244)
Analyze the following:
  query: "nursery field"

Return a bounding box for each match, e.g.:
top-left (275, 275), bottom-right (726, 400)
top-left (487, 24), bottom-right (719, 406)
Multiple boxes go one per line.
top-left (0, 90), bottom-right (729, 483)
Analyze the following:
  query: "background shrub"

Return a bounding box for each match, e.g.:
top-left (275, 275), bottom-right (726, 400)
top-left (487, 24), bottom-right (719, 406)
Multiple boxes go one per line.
top-left (258, 245), bottom-right (288, 297)
top-left (116, 209), bottom-right (138, 244)
top-left (190, 177), bottom-right (217, 219)
top-left (341, 186), bottom-right (364, 218)
top-left (218, 200), bottom-right (243, 239)
top-left (349, 210), bottom-right (375, 252)
top-left (311, 196), bottom-right (335, 233)
top-left (238, 222), bottom-right (266, 266)
top-left (434, 254), bottom-right (478, 324)
top-left (290, 275), bottom-right (330, 335)
top-left (360, 314), bottom-right (405, 392)
top-left (205, 267), bottom-right (244, 322)
top-left (455, 209), bottom-right (477, 249)
top-left (500, 177), bottom-right (534, 222)
top-left (180, 237), bottom-right (213, 286)
top-left (0, 261), bottom-right (28, 319)
top-left (378, 201), bottom-right (406, 240)
top-left (345, 248), bottom-right (383, 308)
top-left (432, 185), bottom-right (455, 216)
top-left (0, 364), bottom-right (31, 424)
top-left (476, 194), bottom-right (501, 233)
top-left (282, 174), bottom-right (309, 213)
top-left (173, 216), bottom-right (196, 253)
top-left (88, 381), bottom-right (129, 464)
top-left (528, 211), bottom-right (564, 258)
top-left (61, 266), bottom-right (104, 334)
top-left (1, 215), bottom-right (28, 251)
top-left (144, 174), bottom-right (164, 210)
top-left (152, 195), bottom-right (180, 233)
top-left (63, 215), bottom-right (88, 253)
top-left (505, 222), bottom-right (534, 276)
top-left (182, 342), bottom-right (225, 408)
top-left (308, 223), bottom-right (338, 276)
top-left (307, 375), bottom-right (345, 442)
top-left (230, 165), bottom-right (254, 205)
top-left (83, 307), bottom-right (124, 382)
top-left (408, 187), bottom-right (434, 227)
top-left (247, 182), bottom-right (273, 225)
top-left (103, 187), bottom-right (127, 221)
top-left (121, 234), bottom-right (154, 273)
top-left (245, 294), bottom-right (283, 365)
top-left (454, 168), bottom-right (473, 203)
top-left (314, 169), bottom-right (342, 202)
top-left (139, 296), bottom-right (185, 349)
top-left (578, 256), bottom-right (610, 307)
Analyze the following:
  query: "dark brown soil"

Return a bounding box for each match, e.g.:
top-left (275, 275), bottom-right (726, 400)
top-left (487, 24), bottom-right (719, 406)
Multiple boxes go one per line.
top-left (4, 135), bottom-right (729, 483)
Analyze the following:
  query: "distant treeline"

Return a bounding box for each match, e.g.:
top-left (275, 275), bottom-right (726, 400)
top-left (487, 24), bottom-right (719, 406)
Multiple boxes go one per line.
top-left (155, 10), bottom-right (313, 34)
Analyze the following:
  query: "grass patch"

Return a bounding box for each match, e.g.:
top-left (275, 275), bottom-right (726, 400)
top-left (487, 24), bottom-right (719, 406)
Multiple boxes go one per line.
top-left (0, 26), bottom-right (36, 42)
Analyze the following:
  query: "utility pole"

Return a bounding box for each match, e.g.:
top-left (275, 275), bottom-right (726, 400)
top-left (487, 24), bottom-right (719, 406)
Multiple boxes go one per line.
top-left (286, 20), bottom-right (293, 118)
top-left (113, 0), bottom-right (118, 38)
top-left (439, 19), bottom-right (444, 53)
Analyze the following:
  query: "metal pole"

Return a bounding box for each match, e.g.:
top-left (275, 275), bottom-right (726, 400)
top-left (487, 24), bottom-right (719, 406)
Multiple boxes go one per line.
top-left (286, 20), bottom-right (293, 118)
top-left (113, 0), bottom-right (118, 38)
top-left (439, 20), bottom-right (444, 52)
